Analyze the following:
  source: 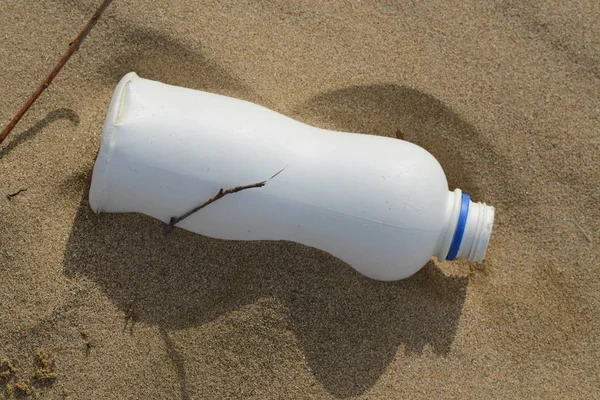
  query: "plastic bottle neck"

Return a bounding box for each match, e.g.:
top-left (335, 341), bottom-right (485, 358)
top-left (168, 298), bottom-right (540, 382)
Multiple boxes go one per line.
top-left (437, 189), bottom-right (495, 262)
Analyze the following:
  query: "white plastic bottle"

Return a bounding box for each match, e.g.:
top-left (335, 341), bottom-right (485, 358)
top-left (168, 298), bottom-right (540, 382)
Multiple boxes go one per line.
top-left (89, 72), bottom-right (494, 281)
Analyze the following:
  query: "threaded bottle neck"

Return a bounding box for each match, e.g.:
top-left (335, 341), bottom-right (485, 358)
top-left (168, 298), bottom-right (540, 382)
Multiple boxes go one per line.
top-left (442, 190), bottom-right (495, 262)
top-left (454, 200), bottom-right (495, 261)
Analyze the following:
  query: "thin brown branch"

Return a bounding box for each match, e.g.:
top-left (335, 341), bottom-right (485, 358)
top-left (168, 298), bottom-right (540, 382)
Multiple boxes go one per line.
top-left (0, 0), bottom-right (114, 146)
top-left (6, 188), bottom-right (27, 200)
top-left (164, 182), bottom-right (266, 235)
top-left (165, 167), bottom-right (287, 235)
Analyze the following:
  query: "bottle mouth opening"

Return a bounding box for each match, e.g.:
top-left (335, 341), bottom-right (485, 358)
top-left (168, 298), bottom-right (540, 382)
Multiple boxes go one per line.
top-left (445, 194), bottom-right (495, 262)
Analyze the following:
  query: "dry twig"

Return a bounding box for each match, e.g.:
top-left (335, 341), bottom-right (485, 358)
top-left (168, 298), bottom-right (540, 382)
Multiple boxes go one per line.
top-left (165, 167), bottom-right (286, 235)
top-left (0, 0), bottom-right (114, 146)
top-left (6, 188), bottom-right (27, 200)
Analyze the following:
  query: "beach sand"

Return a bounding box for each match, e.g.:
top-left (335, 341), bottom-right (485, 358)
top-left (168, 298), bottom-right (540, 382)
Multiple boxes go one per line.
top-left (1, 0), bottom-right (598, 398)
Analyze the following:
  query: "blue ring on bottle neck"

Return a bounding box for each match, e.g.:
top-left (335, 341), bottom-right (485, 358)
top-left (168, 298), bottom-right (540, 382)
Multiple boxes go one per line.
top-left (446, 193), bottom-right (471, 261)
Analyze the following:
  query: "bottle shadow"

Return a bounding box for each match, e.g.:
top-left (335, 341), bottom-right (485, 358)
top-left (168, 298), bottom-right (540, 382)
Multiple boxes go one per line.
top-left (63, 172), bottom-right (467, 398)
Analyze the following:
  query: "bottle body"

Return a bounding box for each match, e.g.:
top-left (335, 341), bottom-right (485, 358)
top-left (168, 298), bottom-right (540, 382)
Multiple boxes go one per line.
top-left (90, 73), bottom-right (494, 281)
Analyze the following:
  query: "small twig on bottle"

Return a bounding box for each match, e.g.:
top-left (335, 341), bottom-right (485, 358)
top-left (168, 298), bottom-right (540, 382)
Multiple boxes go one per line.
top-left (0, 0), bottom-right (115, 146)
top-left (165, 167), bottom-right (287, 235)
top-left (6, 188), bottom-right (27, 200)
top-left (164, 183), bottom-right (265, 235)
